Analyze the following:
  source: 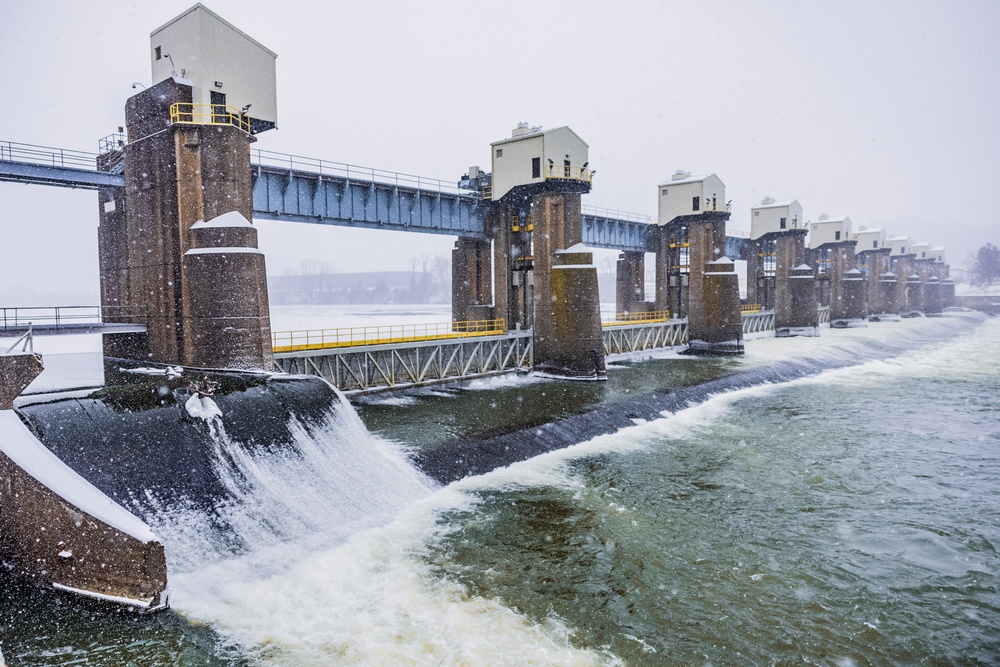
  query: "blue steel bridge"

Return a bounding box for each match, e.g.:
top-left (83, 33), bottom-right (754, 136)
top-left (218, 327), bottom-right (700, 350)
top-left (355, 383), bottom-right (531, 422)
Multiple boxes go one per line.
top-left (0, 140), bottom-right (747, 257)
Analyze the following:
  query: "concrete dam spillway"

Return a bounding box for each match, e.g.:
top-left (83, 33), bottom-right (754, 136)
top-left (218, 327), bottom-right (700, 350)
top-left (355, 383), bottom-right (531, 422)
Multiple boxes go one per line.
top-left (3, 363), bottom-right (436, 609)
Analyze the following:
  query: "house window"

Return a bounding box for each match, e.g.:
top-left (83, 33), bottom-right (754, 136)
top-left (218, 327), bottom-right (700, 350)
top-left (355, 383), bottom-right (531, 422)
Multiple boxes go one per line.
top-left (780, 217), bottom-right (787, 229)
top-left (531, 157), bottom-right (540, 179)
top-left (662, 190), bottom-right (668, 197)
top-left (692, 196), bottom-right (700, 211)
top-left (564, 159), bottom-right (571, 178)
top-left (754, 211), bottom-right (760, 216)
top-left (873, 240), bottom-right (878, 248)
top-left (155, 45), bottom-right (161, 60)
top-left (496, 149), bottom-right (503, 158)
top-left (835, 231), bottom-right (841, 241)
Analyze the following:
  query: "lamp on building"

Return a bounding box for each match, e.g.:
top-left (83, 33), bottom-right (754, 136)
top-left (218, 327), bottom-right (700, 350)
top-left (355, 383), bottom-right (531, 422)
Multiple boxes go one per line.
top-left (131, 82), bottom-right (146, 90)
top-left (163, 52), bottom-right (177, 77)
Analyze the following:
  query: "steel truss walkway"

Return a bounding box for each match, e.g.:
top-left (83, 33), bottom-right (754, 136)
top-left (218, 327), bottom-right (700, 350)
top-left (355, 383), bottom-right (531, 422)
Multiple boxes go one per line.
top-left (273, 331), bottom-right (533, 393)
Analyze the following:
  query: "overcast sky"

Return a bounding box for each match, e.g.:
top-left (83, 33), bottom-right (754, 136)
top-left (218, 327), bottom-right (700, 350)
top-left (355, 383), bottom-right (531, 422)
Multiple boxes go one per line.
top-left (2, 0), bottom-right (998, 303)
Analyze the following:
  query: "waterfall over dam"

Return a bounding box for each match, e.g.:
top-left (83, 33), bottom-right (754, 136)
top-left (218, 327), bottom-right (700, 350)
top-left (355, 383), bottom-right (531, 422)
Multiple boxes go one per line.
top-left (13, 369), bottom-right (433, 577)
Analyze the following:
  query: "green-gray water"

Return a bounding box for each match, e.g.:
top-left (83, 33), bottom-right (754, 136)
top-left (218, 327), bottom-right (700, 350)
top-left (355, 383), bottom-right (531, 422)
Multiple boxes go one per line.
top-left (2, 314), bottom-right (998, 665)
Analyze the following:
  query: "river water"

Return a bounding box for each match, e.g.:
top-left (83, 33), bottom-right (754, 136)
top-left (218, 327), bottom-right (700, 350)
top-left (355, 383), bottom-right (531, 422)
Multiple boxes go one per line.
top-left (2, 309), bottom-right (998, 665)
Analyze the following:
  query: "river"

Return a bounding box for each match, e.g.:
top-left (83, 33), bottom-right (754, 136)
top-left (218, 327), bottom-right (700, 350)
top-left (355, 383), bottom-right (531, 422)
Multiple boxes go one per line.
top-left (1, 308), bottom-right (998, 665)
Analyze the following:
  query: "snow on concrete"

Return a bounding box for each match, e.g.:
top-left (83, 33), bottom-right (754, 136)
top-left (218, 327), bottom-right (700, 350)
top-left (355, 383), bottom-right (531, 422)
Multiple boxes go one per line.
top-left (190, 210), bottom-right (253, 228)
top-left (0, 410), bottom-right (158, 544)
top-left (185, 246), bottom-right (263, 255)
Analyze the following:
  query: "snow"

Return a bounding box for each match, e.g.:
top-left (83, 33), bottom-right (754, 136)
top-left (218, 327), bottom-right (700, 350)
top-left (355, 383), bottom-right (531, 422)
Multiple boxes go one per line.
top-left (124, 366), bottom-right (184, 378)
top-left (552, 264), bottom-right (597, 270)
top-left (190, 210), bottom-right (253, 228)
top-left (555, 243), bottom-right (591, 254)
top-left (753, 199), bottom-right (795, 209)
top-left (185, 393), bottom-right (222, 420)
top-left (707, 256), bottom-right (733, 264)
top-left (658, 172), bottom-right (710, 186)
top-left (52, 581), bottom-right (168, 611)
top-left (0, 410), bottom-right (158, 543)
top-left (184, 246), bottom-right (263, 255)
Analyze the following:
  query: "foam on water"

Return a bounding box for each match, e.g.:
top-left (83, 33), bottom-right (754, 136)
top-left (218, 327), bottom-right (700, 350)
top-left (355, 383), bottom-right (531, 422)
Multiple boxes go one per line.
top-left (176, 487), bottom-right (620, 666)
top-left (149, 387), bottom-right (616, 664)
top-left (145, 392), bottom-right (432, 574)
top-left (154, 314), bottom-right (994, 664)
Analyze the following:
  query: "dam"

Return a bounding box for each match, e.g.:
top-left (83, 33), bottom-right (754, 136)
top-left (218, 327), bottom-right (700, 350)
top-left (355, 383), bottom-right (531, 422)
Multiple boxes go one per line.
top-left (1, 3), bottom-right (998, 665)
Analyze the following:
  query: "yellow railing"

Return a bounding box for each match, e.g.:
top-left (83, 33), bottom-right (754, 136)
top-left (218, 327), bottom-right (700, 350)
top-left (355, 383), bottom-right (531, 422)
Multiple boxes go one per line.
top-left (741, 304), bottom-right (762, 314)
top-left (169, 103), bottom-right (252, 133)
top-left (544, 165), bottom-right (593, 184)
top-left (271, 318), bottom-right (507, 353)
top-left (603, 310), bottom-right (671, 326)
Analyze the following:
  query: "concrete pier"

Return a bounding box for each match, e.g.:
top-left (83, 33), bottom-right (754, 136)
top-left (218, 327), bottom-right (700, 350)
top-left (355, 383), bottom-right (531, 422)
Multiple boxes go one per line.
top-left (531, 192), bottom-right (605, 379)
top-left (832, 268), bottom-right (868, 327)
top-left (776, 264), bottom-right (819, 337)
top-left (892, 255), bottom-right (918, 314)
top-left (534, 245), bottom-right (605, 379)
top-left (686, 257), bottom-right (744, 355)
top-left (771, 229), bottom-right (808, 320)
top-left (615, 250), bottom-right (648, 316)
top-left (98, 78), bottom-right (273, 370)
top-left (182, 212), bottom-right (273, 369)
top-left (904, 274), bottom-right (923, 316)
top-left (923, 276), bottom-right (943, 315)
top-left (653, 223), bottom-right (689, 318)
top-left (860, 248), bottom-right (896, 319)
top-left (452, 236), bottom-right (495, 323)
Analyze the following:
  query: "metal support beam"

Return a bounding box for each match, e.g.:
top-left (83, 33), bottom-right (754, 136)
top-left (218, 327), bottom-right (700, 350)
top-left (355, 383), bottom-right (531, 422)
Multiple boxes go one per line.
top-left (250, 164), bottom-right (488, 238)
top-left (0, 161), bottom-right (124, 190)
top-left (273, 331), bottom-right (533, 393)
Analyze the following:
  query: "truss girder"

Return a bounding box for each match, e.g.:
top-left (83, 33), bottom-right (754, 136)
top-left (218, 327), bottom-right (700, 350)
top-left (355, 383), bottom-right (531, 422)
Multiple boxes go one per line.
top-left (581, 214), bottom-right (653, 252)
top-left (251, 165), bottom-right (488, 238)
top-left (273, 332), bottom-right (533, 393)
top-left (741, 311), bottom-right (776, 334)
top-left (602, 319), bottom-right (689, 355)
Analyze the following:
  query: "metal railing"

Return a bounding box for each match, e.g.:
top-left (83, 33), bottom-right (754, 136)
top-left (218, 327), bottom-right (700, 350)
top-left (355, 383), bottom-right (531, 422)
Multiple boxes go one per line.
top-left (0, 306), bottom-right (147, 332)
top-left (169, 103), bottom-right (252, 133)
top-left (742, 310), bottom-right (775, 334)
top-left (740, 303), bottom-right (762, 314)
top-left (603, 310), bottom-right (671, 326)
top-left (2, 326), bottom-right (34, 354)
top-left (274, 330), bottom-right (532, 394)
top-left (0, 141), bottom-right (100, 170)
top-left (98, 133), bottom-right (127, 155)
top-left (582, 205), bottom-right (653, 224)
top-left (272, 318), bottom-right (507, 353)
top-left (251, 148), bottom-right (475, 198)
top-left (698, 201), bottom-right (732, 214)
top-left (544, 164), bottom-right (592, 184)
top-left (604, 319), bottom-right (688, 354)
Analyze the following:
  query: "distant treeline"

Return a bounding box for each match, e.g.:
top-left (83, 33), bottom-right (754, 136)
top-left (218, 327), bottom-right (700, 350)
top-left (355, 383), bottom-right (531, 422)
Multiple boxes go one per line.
top-left (268, 258), bottom-right (451, 305)
top-left (268, 257), bottom-right (623, 305)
